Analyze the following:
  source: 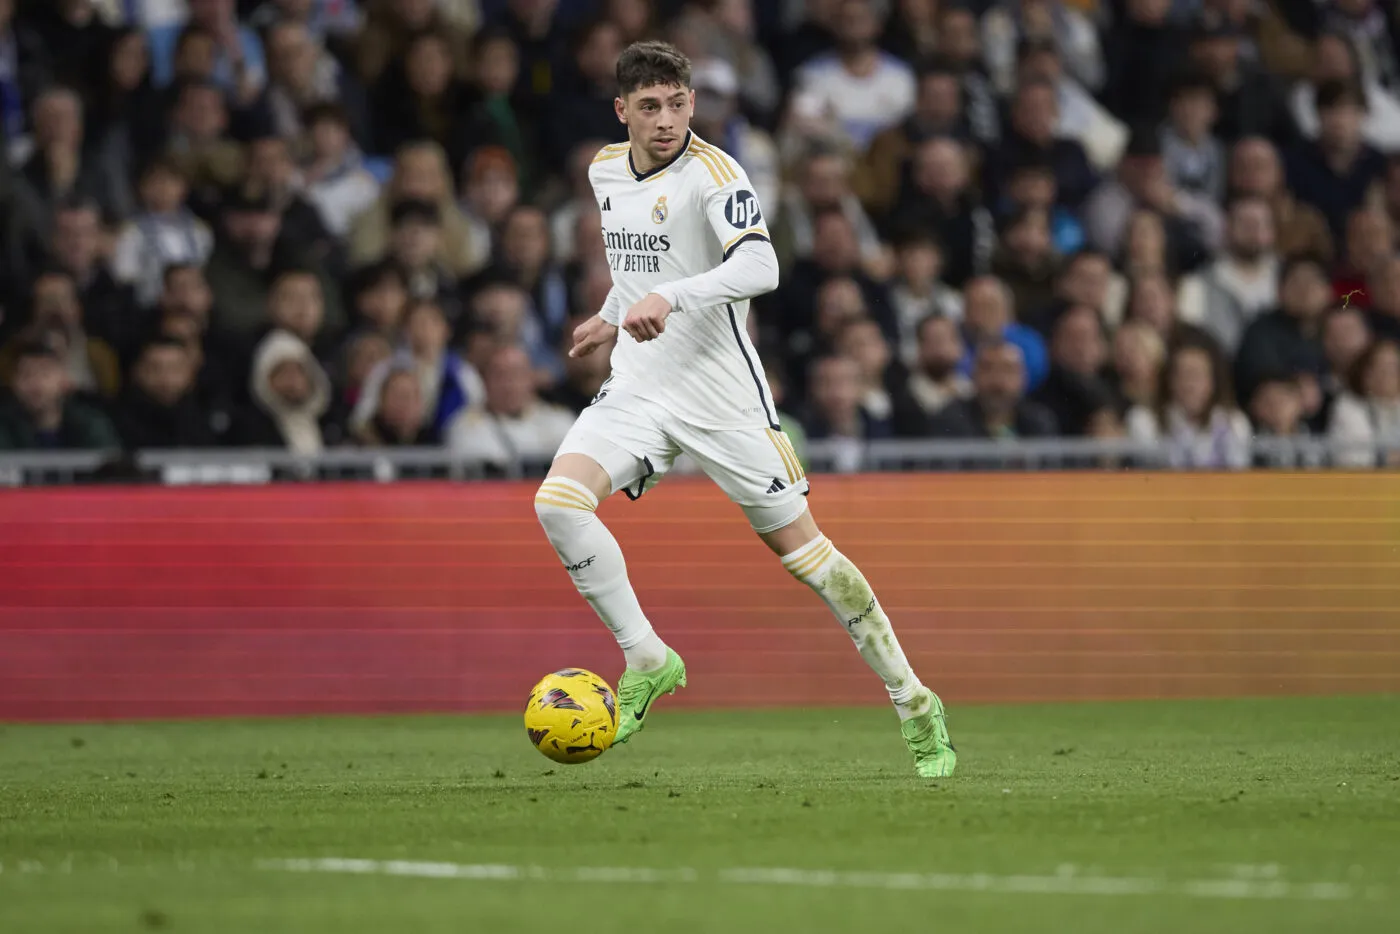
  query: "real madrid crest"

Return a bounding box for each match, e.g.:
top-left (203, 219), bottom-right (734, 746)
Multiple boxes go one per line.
top-left (652, 195), bottom-right (668, 224)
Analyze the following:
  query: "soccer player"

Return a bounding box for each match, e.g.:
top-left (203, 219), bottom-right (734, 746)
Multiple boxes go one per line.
top-left (533, 41), bottom-right (956, 778)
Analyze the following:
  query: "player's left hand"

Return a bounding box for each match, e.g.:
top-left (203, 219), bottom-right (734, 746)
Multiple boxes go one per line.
top-left (622, 294), bottom-right (672, 343)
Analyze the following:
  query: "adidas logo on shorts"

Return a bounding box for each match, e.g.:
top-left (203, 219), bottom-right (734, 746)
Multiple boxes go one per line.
top-left (766, 478), bottom-right (787, 494)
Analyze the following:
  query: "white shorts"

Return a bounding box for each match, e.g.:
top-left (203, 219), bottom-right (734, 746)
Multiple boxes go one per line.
top-left (554, 387), bottom-right (811, 534)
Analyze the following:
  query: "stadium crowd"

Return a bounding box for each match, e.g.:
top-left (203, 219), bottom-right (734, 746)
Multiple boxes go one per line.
top-left (0, 0), bottom-right (1398, 470)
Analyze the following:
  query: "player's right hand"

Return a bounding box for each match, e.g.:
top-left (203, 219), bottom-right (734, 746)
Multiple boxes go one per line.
top-left (568, 315), bottom-right (619, 358)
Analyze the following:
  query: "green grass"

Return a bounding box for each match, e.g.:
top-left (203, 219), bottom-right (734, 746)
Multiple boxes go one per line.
top-left (2, 696), bottom-right (1399, 933)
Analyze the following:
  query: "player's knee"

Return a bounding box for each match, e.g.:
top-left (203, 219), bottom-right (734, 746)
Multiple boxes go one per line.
top-left (534, 477), bottom-right (599, 540)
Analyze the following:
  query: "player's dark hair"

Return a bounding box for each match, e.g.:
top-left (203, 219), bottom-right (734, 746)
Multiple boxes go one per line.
top-left (616, 40), bottom-right (691, 96)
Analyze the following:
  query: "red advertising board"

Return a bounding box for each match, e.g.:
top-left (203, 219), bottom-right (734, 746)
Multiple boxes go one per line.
top-left (2, 473), bottom-right (1398, 721)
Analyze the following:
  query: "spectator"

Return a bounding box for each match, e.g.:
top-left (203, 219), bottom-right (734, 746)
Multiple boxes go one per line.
top-left (880, 0), bottom-right (941, 63)
top-left (1107, 318), bottom-right (1166, 417)
top-left (245, 134), bottom-right (340, 271)
top-left (112, 335), bottom-right (218, 448)
top-left (352, 297), bottom-right (480, 436)
top-left (161, 79), bottom-right (245, 198)
top-left (778, 146), bottom-right (883, 272)
top-left (1320, 303), bottom-right (1373, 422)
top-left (110, 158), bottom-right (214, 308)
top-left (547, 140), bottom-right (605, 267)
top-left (1364, 253), bottom-right (1400, 342)
top-left (1083, 126), bottom-right (1223, 272)
top-left (1177, 195), bottom-right (1281, 354)
top-left (1054, 248), bottom-right (1120, 327)
top-left (0, 337), bottom-right (119, 451)
top-left (1249, 371), bottom-right (1320, 467)
top-left (1290, 30), bottom-right (1400, 155)
top-left (446, 344), bottom-right (574, 470)
top-left (960, 275), bottom-right (1050, 391)
top-left (857, 63), bottom-right (974, 217)
top-left (87, 27), bottom-right (166, 195)
top-left (1016, 36), bottom-right (1126, 174)
top-left (1321, 0), bottom-right (1400, 93)
top-left (793, 0), bottom-right (916, 151)
top-left (227, 328), bottom-right (333, 453)
top-left (0, 270), bottom-right (120, 399)
top-left (834, 317), bottom-right (927, 437)
top-left (888, 231), bottom-right (963, 365)
top-left (1234, 253), bottom-right (1332, 407)
top-left (12, 86), bottom-right (127, 233)
top-left (352, 364), bottom-right (437, 446)
top-left (1329, 337), bottom-right (1400, 467)
top-left (697, 0), bottom-right (782, 126)
top-left (1161, 72), bottom-right (1227, 202)
top-left (930, 338), bottom-right (1059, 439)
top-left (387, 199), bottom-right (461, 319)
top-left (983, 75), bottom-right (1097, 210)
top-left (1123, 269), bottom-right (1185, 340)
top-left (981, 0), bottom-right (1104, 97)
top-left (1031, 303), bottom-right (1112, 436)
top-left (543, 17), bottom-right (625, 173)
top-left (1333, 205), bottom-right (1393, 302)
top-left (459, 145), bottom-right (521, 271)
top-left (204, 183), bottom-right (299, 342)
top-left (302, 103), bottom-right (380, 240)
top-left (154, 303), bottom-right (235, 438)
top-left (801, 352), bottom-right (892, 442)
top-left (1104, 0), bottom-right (1188, 125)
top-left (346, 259), bottom-right (407, 338)
top-left (458, 28), bottom-right (535, 190)
top-left (1186, 16), bottom-right (1296, 145)
top-left (932, 3), bottom-right (1000, 148)
top-left (1227, 135), bottom-right (1334, 262)
top-left (998, 158), bottom-right (1087, 258)
top-left (348, 140), bottom-right (479, 279)
top-left (477, 204), bottom-right (574, 378)
top-left (331, 327), bottom-right (392, 429)
top-left (357, 0), bottom-right (471, 88)
top-left (371, 28), bottom-right (474, 171)
top-left (884, 137), bottom-right (995, 289)
top-left (147, 0), bottom-right (267, 102)
top-left (48, 199), bottom-right (141, 357)
top-left (1285, 79), bottom-right (1386, 242)
top-left (264, 267), bottom-right (333, 361)
top-left (905, 313), bottom-right (971, 419)
top-left (990, 206), bottom-right (1060, 325)
top-left (0, 0), bottom-right (52, 164)
top-left (545, 312), bottom-right (613, 415)
top-left (264, 18), bottom-right (368, 145)
top-left (1127, 337), bottom-right (1251, 468)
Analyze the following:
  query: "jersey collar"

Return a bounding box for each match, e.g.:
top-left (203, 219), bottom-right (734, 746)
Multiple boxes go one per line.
top-left (627, 130), bottom-right (693, 182)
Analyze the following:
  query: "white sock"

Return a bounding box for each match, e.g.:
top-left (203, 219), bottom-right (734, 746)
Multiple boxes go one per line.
top-left (535, 477), bottom-right (669, 672)
top-left (782, 535), bottom-right (930, 720)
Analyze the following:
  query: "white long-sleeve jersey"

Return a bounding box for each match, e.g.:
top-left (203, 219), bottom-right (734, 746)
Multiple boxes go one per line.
top-left (589, 131), bottom-right (781, 431)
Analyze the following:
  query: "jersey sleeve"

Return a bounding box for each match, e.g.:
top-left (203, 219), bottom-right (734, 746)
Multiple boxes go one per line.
top-left (598, 286), bottom-right (624, 326)
top-left (693, 146), bottom-right (773, 261)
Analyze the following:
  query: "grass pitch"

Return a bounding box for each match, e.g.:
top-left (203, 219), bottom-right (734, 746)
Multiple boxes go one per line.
top-left (2, 696), bottom-right (1398, 933)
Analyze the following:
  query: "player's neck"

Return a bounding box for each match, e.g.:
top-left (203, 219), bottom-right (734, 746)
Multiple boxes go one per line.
top-left (628, 130), bottom-right (690, 175)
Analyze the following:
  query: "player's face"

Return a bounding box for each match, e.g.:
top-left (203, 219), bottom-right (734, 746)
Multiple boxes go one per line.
top-left (617, 84), bottom-right (694, 167)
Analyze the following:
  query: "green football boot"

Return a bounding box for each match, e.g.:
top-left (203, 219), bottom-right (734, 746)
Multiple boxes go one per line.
top-left (613, 649), bottom-right (687, 745)
top-left (901, 688), bottom-right (957, 778)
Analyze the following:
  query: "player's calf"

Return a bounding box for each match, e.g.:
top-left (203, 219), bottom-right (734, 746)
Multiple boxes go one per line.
top-left (533, 474), bottom-right (669, 672)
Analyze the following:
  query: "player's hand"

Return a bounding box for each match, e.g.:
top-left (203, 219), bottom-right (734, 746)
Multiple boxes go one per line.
top-left (622, 293), bottom-right (672, 343)
top-left (568, 315), bottom-right (618, 359)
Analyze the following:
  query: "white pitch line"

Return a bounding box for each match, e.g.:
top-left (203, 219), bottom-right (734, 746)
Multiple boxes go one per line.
top-left (256, 858), bottom-right (1369, 902)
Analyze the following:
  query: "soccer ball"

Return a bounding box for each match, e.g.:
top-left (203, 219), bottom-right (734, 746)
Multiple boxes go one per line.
top-left (524, 668), bottom-right (618, 764)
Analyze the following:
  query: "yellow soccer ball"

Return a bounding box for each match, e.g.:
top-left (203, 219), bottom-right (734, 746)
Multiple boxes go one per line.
top-left (524, 668), bottom-right (617, 764)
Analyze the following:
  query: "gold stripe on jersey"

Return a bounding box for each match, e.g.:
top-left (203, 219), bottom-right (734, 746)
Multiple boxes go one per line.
top-left (767, 429), bottom-right (800, 484)
top-left (692, 141), bottom-right (737, 183)
top-left (592, 149), bottom-right (630, 165)
top-left (722, 227), bottom-right (768, 254)
top-left (787, 540), bottom-right (835, 579)
top-left (690, 147), bottom-right (727, 187)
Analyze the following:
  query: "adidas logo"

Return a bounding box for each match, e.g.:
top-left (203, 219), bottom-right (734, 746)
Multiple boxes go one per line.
top-left (766, 478), bottom-right (786, 494)
top-left (601, 197), bottom-right (612, 211)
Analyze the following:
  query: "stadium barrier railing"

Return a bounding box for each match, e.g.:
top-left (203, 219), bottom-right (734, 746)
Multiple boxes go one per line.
top-left (0, 437), bottom-right (1391, 487)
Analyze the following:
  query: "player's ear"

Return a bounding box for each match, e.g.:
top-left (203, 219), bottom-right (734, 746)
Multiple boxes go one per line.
top-left (614, 96), bottom-right (628, 125)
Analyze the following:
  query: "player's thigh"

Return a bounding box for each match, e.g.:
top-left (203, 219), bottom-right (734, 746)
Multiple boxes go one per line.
top-left (552, 393), bottom-right (680, 501)
top-left (676, 424), bottom-right (812, 535)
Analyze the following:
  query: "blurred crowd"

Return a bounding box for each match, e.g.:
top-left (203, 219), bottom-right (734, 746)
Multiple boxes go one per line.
top-left (1, 0), bottom-right (1399, 470)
